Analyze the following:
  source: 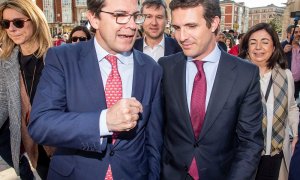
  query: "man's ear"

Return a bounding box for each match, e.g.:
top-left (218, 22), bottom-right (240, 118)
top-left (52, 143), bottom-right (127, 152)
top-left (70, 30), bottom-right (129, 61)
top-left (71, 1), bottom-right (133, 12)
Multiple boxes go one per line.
top-left (211, 16), bottom-right (220, 33)
top-left (87, 10), bottom-right (100, 30)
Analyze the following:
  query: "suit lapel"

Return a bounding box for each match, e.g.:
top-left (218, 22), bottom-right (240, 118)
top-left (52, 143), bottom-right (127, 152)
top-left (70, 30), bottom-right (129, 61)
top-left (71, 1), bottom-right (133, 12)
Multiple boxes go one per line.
top-left (173, 54), bottom-right (195, 139)
top-left (198, 52), bottom-right (237, 140)
top-left (78, 40), bottom-right (106, 109)
top-left (113, 49), bottom-right (146, 148)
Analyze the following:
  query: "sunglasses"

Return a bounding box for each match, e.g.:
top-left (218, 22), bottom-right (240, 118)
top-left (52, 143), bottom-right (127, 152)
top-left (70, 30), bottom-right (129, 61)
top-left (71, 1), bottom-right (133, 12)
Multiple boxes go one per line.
top-left (71, 36), bottom-right (87, 42)
top-left (0, 19), bottom-right (31, 29)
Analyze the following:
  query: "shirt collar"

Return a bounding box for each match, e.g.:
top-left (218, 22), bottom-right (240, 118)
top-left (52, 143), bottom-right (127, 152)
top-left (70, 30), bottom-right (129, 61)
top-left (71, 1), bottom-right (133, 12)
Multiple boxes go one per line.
top-left (143, 35), bottom-right (165, 49)
top-left (94, 38), bottom-right (133, 65)
top-left (187, 43), bottom-right (221, 63)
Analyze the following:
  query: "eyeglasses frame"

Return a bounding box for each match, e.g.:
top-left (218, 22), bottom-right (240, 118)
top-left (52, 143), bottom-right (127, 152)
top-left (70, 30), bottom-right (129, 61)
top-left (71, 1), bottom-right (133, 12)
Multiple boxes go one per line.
top-left (98, 10), bottom-right (146, 25)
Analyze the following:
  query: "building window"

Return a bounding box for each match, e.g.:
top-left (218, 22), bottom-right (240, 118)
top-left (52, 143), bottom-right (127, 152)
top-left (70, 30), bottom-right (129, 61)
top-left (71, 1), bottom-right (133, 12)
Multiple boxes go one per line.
top-left (221, 7), bottom-right (225, 15)
top-left (43, 0), bottom-right (54, 23)
top-left (221, 16), bottom-right (225, 23)
top-left (76, 0), bottom-right (86, 6)
top-left (62, 0), bottom-right (72, 23)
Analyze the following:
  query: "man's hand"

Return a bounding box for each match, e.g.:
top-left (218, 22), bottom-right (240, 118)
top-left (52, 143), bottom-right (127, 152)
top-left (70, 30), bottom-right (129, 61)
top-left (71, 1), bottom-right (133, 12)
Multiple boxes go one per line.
top-left (283, 44), bottom-right (292, 53)
top-left (106, 97), bottom-right (143, 132)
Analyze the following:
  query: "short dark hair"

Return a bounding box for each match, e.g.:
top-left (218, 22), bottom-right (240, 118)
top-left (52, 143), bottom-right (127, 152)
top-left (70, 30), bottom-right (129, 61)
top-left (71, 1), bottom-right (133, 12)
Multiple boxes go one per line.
top-left (228, 29), bottom-right (234, 33)
top-left (239, 23), bottom-right (286, 70)
top-left (286, 24), bottom-right (299, 34)
top-left (87, 0), bottom-right (106, 17)
top-left (169, 0), bottom-right (221, 35)
top-left (141, 0), bottom-right (168, 19)
top-left (238, 33), bottom-right (245, 40)
top-left (67, 26), bottom-right (92, 43)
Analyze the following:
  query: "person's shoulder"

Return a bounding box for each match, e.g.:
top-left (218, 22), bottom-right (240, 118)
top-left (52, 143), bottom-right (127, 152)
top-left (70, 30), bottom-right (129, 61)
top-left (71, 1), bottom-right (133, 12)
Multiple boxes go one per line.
top-left (133, 38), bottom-right (143, 50)
top-left (133, 49), bottom-right (157, 66)
top-left (165, 37), bottom-right (182, 49)
top-left (50, 40), bottom-right (91, 56)
top-left (158, 51), bottom-right (184, 65)
top-left (281, 40), bottom-right (289, 46)
top-left (222, 51), bottom-right (257, 69)
top-left (285, 68), bottom-right (293, 78)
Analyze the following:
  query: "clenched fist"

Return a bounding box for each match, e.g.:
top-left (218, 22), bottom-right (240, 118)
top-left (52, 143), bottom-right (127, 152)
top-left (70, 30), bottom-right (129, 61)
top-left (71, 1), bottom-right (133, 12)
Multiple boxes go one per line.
top-left (106, 97), bottom-right (143, 132)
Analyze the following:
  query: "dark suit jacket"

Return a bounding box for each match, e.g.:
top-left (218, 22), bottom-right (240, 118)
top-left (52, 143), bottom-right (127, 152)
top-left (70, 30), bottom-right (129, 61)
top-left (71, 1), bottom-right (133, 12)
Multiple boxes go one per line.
top-left (133, 36), bottom-right (182, 56)
top-left (281, 40), bottom-right (292, 69)
top-left (28, 39), bottom-right (163, 180)
top-left (289, 124), bottom-right (300, 180)
top-left (158, 51), bottom-right (263, 180)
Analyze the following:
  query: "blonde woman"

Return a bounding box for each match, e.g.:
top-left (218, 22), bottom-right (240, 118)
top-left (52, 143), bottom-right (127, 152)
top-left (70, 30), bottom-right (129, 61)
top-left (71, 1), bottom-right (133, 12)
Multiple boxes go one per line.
top-left (0, 0), bottom-right (52, 179)
top-left (239, 23), bottom-right (299, 180)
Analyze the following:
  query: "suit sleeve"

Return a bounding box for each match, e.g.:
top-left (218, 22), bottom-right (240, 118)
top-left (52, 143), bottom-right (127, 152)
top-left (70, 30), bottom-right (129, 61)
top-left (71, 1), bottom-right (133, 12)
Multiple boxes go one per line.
top-left (28, 48), bottom-right (107, 153)
top-left (228, 66), bottom-right (264, 180)
top-left (146, 66), bottom-right (164, 180)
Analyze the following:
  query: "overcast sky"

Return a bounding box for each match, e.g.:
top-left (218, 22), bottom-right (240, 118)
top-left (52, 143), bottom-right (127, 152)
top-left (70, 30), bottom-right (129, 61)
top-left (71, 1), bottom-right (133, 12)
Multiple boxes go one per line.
top-left (227, 0), bottom-right (287, 8)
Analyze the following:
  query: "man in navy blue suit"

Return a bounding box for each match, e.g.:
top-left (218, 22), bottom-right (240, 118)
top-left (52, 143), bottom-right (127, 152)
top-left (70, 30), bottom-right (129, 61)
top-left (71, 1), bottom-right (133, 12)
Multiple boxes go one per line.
top-left (159, 0), bottom-right (263, 179)
top-left (133, 0), bottom-right (182, 61)
top-left (28, 0), bottom-right (163, 179)
top-left (289, 123), bottom-right (300, 180)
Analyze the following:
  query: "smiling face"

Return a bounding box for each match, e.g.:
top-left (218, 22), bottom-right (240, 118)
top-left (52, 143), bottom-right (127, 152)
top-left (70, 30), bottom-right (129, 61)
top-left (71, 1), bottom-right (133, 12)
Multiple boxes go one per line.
top-left (142, 5), bottom-right (167, 40)
top-left (171, 6), bottom-right (219, 60)
top-left (3, 8), bottom-right (34, 48)
top-left (88, 0), bottom-right (138, 54)
top-left (247, 29), bottom-right (274, 67)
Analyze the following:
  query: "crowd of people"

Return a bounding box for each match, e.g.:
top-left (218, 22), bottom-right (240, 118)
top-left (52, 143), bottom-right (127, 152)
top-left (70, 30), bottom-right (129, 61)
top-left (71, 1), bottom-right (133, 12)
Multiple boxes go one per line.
top-left (0, 0), bottom-right (299, 180)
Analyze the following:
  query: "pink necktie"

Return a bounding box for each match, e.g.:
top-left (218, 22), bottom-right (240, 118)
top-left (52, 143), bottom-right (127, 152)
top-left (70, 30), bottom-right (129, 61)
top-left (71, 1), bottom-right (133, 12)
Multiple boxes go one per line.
top-left (189, 60), bottom-right (206, 180)
top-left (104, 55), bottom-right (122, 180)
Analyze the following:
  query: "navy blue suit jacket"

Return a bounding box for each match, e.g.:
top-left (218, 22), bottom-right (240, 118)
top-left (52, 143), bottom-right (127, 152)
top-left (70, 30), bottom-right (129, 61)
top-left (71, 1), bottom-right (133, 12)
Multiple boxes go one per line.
top-left (289, 124), bottom-right (300, 180)
top-left (133, 36), bottom-right (182, 56)
top-left (158, 51), bottom-right (263, 180)
top-left (29, 39), bottom-right (163, 180)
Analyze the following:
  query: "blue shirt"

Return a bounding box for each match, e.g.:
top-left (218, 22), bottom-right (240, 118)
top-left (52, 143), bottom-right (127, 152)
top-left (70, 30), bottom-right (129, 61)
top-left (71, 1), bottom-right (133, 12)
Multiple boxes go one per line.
top-left (186, 44), bottom-right (221, 112)
top-left (93, 39), bottom-right (134, 137)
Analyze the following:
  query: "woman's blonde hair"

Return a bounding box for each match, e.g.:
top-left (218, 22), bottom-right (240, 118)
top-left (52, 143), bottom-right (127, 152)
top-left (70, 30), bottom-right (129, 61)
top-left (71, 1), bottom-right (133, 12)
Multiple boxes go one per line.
top-left (0, 0), bottom-right (52, 59)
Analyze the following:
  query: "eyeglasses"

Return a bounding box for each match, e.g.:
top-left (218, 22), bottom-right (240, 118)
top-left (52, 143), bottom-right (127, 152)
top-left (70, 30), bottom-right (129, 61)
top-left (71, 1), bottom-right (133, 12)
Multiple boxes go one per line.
top-left (0, 19), bottom-right (31, 29)
top-left (99, 10), bottom-right (146, 25)
top-left (71, 36), bottom-right (87, 42)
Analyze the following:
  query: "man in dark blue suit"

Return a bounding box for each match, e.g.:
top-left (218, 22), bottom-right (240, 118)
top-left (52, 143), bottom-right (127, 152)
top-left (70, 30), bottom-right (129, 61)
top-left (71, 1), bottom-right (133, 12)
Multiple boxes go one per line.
top-left (28, 0), bottom-right (163, 179)
top-left (133, 0), bottom-right (182, 61)
top-left (158, 0), bottom-right (263, 179)
top-left (289, 123), bottom-right (300, 180)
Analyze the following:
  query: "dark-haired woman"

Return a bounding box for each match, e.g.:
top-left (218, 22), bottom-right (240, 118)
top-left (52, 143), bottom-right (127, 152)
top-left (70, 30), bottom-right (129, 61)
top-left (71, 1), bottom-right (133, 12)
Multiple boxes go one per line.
top-left (239, 23), bottom-right (299, 180)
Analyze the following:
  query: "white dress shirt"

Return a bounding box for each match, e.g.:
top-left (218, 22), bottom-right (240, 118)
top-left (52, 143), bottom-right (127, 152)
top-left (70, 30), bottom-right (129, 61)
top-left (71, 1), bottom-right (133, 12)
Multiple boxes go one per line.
top-left (186, 44), bottom-right (221, 112)
top-left (93, 39), bottom-right (134, 137)
top-left (143, 36), bottom-right (165, 62)
top-left (260, 71), bottom-right (274, 155)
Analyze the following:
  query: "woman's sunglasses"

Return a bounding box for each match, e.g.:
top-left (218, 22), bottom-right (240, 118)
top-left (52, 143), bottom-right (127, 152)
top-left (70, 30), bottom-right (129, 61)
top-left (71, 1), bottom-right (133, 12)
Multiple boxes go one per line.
top-left (71, 36), bottom-right (87, 42)
top-left (0, 19), bottom-right (31, 29)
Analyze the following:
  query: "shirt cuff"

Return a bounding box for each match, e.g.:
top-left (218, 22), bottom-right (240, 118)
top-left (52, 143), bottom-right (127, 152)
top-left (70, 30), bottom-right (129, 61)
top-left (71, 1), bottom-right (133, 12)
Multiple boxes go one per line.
top-left (99, 109), bottom-right (113, 137)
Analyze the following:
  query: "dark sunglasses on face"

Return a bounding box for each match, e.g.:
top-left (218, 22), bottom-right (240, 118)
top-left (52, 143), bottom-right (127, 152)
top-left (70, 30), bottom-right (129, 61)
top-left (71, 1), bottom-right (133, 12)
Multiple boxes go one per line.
top-left (71, 36), bottom-right (87, 42)
top-left (0, 19), bottom-right (31, 29)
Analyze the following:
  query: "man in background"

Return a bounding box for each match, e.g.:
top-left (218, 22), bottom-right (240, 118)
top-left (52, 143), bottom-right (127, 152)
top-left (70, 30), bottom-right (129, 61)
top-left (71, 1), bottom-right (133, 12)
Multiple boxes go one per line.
top-left (281, 25), bottom-right (300, 100)
top-left (134, 0), bottom-right (181, 61)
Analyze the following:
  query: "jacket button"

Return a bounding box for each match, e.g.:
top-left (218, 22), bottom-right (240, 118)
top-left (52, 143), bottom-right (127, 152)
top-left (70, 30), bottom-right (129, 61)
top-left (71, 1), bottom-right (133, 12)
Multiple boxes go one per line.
top-left (110, 151), bottom-right (114, 156)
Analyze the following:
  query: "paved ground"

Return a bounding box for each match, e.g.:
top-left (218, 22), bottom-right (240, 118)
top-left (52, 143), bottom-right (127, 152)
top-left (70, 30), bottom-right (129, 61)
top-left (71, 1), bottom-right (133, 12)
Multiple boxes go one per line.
top-left (0, 167), bottom-right (41, 180)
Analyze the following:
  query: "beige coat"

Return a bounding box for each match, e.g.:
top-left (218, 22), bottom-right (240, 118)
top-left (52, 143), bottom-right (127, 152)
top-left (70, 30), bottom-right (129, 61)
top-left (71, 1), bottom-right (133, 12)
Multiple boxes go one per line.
top-left (279, 69), bottom-right (299, 180)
